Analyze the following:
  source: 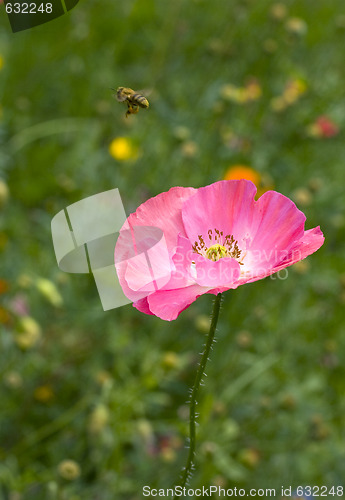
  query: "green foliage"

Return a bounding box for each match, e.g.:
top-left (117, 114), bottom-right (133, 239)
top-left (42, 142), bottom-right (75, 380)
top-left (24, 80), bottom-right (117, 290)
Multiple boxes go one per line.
top-left (1, 0), bottom-right (345, 498)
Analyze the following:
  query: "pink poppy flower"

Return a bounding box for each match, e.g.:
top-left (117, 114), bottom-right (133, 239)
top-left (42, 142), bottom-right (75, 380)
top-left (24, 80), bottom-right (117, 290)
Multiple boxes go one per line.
top-left (115, 180), bottom-right (324, 321)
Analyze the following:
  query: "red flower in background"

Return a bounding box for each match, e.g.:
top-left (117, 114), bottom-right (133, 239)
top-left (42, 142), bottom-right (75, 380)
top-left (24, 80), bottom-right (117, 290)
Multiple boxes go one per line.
top-left (316, 116), bottom-right (339, 137)
top-left (307, 116), bottom-right (339, 138)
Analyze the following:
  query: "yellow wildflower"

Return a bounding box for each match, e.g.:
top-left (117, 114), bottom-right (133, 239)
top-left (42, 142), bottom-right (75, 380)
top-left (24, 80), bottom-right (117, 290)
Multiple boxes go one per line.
top-left (57, 460), bottom-right (81, 480)
top-left (270, 96), bottom-right (287, 112)
top-left (293, 260), bottom-right (310, 274)
top-left (292, 187), bottom-right (312, 206)
top-left (220, 83), bottom-right (240, 102)
top-left (286, 17), bottom-right (307, 35)
top-left (109, 137), bottom-right (138, 161)
top-left (244, 80), bottom-right (262, 101)
top-left (283, 79), bottom-right (307, 104)
top-left (15, 316), bottom-right (41, 349)
top-left (137, 419), bottom-right (154, 441)
top-left (0, 179), bottom-right (9, 208)
top-left (34, 385), bottom-right (54, 403)
top-left (236, 87), bottom-right (249, 104)
top-left (88, 404), bottom-right (110, 434)
top-left (270, 3), bottom-right (288, 21)
top-left (17, 274), bottom-right (32, 288)
top-left (238, 447), bottom-right (261, 468)
top-left (161, 351), bottom-right (179, 369)
top-left (173, 126), bottom-right (190, 141)
top-left (221, 81), bottom-right (262, 104)
top-left (195, 315), bottom-right (211, 333)
top-left (161, 447), bottom-right (176, 463)
top-left (236, 330), bottom-right (253, 348)
top-left (95, 370), bottom-right (113, 386)
top-left (4, 371), bottom-right (23, 389)
top-left (36, 278), bottom-right (63, 307)
top-left (181, 140), bottom-right (198, 158)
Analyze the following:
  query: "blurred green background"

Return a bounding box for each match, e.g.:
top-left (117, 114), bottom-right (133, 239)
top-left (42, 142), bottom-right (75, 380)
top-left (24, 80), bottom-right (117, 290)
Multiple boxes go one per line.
top-left (1, 0), bottom-right (345, 498)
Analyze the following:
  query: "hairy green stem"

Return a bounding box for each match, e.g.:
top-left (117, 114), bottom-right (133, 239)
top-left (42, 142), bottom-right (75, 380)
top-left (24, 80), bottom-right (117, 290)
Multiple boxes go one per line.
top-left (174, 293), bottom-right (222, 494)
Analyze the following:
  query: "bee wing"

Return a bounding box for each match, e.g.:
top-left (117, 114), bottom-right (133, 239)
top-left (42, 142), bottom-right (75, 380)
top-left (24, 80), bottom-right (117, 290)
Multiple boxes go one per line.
top-left (137, 88), bottom-right (152, 97)
top-left (109, 88), bottom-right (122, 102)
top-left (110, 87), bottom-right (133, 102)
top-left (115, 93), bottom-right (128, 102)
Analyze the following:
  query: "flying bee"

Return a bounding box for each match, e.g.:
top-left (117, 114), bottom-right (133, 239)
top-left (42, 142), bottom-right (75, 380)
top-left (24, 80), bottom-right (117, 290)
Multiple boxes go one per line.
top-left (112, 87), bottom-right (149, 117)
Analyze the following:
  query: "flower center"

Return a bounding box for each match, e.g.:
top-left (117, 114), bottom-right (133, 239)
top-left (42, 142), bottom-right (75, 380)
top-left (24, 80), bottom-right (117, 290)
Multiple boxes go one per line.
top-left (206, 244), bottom-right (228, 261)
top-left (192, 228), bottom-right (244, 263)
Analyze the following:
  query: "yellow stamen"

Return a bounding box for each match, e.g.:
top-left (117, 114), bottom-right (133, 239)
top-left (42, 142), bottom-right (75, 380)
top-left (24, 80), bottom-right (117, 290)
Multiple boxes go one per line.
top-left (192, 228), bottom-right (244, 263)
top-left (206, 244), bottom-right (228, 261)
